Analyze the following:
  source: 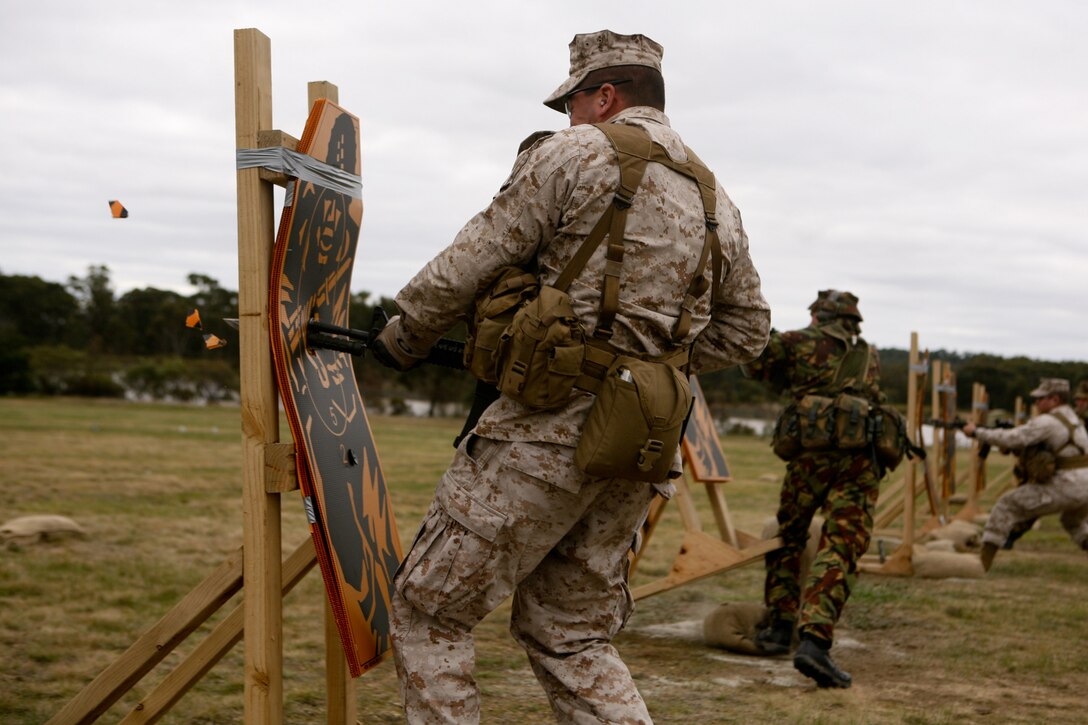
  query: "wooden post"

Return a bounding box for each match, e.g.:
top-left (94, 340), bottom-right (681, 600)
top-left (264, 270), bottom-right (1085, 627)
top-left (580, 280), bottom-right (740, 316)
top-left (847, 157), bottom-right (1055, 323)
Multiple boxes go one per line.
top-left (234, 28), bottom-right (284, 725)
top-left (901, 333), bottom-right (920, 551)
top-left (861, 332), bottom-right (921, 576)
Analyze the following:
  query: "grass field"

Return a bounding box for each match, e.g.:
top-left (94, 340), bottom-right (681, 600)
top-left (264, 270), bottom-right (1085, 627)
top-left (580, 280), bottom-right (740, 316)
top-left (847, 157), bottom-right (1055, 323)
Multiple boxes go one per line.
top-left (2, 397), bottom-right (1086, 724)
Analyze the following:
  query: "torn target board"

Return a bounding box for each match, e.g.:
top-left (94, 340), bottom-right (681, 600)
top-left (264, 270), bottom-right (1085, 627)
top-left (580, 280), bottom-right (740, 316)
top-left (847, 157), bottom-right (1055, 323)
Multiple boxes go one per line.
top-left (268, 99), bottom-right (402, 677)
top-left (108, 200), bottom-right (128, 218)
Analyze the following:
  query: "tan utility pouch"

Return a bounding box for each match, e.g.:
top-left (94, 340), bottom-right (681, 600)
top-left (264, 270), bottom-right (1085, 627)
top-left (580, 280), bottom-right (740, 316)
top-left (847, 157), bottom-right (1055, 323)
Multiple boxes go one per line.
top-left (872, 404), bottom-right (908, 470)
top-left (575, 355), bottom-right (693, 482)
top-left (797, 394), bottom-right (836, 450)
top-left (463, 266), bottom-right (539, 385)
top-left (833, 393), bottom-right (872, 449)
top-left (495, 286), bottom-right (585, 409)
top-left (771, 403), bottom-right (802, 461)
top-left (1016, 444), bottom-right (1056, 484)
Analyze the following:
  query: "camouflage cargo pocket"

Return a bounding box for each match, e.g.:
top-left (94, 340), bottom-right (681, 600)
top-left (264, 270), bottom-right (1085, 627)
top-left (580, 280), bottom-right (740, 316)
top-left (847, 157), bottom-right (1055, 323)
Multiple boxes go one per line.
top-left (833, 393), bottom-right (871, 449)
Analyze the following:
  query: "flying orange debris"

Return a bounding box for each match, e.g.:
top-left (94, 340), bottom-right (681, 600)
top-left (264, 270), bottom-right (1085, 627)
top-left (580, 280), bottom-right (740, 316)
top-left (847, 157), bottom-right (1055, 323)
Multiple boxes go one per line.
top-left (203, 334), bottom-right (228, 350)
top-left (108, 200), bottom-right (129, 218)
top-left (185, 309), bottom-right (203, 330)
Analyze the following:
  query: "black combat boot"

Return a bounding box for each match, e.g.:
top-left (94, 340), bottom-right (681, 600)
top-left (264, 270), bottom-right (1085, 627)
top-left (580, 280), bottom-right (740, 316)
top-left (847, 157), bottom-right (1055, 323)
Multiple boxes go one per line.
top-left (980, 542), bottom-right (999, 572)
top-left (793, 635), bottom-right (851, 688)
top-left (754, 620), bottom-right (792, 656)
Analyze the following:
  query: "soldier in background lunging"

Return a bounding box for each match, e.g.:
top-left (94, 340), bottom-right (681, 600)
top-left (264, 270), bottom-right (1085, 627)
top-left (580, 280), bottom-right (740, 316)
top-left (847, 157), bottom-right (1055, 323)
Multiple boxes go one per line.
top-left (744, 290), bottom-right (886, 689)
top-left (964, 378), bottom-right (1088, 571)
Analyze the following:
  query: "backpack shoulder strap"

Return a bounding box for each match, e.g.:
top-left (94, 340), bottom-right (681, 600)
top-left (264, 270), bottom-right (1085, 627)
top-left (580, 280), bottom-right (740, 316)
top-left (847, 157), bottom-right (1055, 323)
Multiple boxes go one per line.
top-left (554, 123), bottom-right (722, 344)
top-left (552, 124), bottom-right (653, 339)
top-left (829, 332), bottom-right (871, 394)
top-left (1046, 411), bottom-right (1087, 454)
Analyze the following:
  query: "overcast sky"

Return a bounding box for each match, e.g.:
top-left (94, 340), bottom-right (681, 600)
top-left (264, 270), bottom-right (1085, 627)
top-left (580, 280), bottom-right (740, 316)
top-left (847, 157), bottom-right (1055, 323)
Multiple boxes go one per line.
top-left (2, 1), bottom-right (1085, 361)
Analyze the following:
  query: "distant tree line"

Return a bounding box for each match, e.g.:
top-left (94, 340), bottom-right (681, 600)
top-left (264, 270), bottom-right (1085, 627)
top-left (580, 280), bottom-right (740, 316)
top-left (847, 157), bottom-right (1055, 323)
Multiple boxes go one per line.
top-left (3, 266), bottom-right (1086, 416)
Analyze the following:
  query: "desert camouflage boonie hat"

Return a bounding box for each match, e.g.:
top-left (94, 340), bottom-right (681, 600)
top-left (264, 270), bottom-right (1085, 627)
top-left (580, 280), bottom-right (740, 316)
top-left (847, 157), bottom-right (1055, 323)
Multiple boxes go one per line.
top-left (543, 30), bottom-right (663, 113)
top-left (1075, 380), bottom-right (1088, 401)
top-left (1029, 378), bottom-right (1070, 398)
top-left (808, 289), bottom-right (863, 321)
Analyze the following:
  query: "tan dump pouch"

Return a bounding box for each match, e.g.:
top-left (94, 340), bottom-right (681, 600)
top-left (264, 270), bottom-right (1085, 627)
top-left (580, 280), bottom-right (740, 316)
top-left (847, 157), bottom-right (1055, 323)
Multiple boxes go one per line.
top-left (575, 355), bottom-right (693, 482)
top-left (833, 393), bottom-right (872, 449)
top-left (872, 404), bottom-right (908, 470)
top-left (463, 266), bottom-right (539, 385)
top-left (1015, 444), bottom-right (1056, 485)
top-left (495, 285), bottom-right (585, 410)
top-left (797, 394), bottom-right (836, 450)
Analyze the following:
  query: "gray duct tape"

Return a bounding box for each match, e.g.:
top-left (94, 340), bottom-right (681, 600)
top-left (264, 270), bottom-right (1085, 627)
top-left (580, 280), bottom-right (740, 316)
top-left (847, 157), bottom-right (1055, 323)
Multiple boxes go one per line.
top-left (236, 147), bottom-right (362, 196)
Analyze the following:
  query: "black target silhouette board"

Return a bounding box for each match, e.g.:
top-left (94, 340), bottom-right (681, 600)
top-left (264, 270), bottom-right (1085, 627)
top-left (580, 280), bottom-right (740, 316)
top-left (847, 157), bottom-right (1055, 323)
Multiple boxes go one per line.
top-left (269, 99), bottom-right (402, 677)
top-left (682, 375), bottom-right (732, 482)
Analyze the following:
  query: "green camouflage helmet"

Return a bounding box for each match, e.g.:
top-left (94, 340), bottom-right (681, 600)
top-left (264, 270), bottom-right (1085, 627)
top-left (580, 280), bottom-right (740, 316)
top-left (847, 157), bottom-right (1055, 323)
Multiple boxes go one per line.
top-left (809, 289), bottom-right (863, 321)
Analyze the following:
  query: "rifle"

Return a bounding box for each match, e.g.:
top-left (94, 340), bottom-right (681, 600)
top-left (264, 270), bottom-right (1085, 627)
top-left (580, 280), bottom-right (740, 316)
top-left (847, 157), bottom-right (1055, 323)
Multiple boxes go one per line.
top-left (925, 418), bottom-right (1016, 459)
top-left (307, 307), bottom-right (499, 448)
top-left (306, 306), bottom-right (466, 369)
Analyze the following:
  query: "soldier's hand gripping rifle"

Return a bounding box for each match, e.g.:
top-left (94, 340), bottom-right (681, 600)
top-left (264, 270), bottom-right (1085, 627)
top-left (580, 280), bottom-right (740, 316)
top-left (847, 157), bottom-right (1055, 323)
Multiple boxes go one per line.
top-left (306, 306), bottom-right (466, 369)
top-left (926, 418), bottom-right (1016, 459)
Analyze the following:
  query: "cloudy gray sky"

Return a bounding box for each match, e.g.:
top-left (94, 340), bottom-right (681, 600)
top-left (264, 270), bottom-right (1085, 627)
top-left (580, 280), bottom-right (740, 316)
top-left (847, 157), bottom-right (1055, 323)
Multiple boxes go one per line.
top-left (2, 1), bottom-right (1085, 360)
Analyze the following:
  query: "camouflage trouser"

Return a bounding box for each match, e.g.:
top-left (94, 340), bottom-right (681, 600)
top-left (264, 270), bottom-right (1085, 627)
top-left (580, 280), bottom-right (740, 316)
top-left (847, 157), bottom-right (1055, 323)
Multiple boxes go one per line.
top-left (764, 449), bottom-right (880, 643)
top-left (390, 434), bottom-right (656, 725)
top-left (981, 471), bottom-right (1088, 549)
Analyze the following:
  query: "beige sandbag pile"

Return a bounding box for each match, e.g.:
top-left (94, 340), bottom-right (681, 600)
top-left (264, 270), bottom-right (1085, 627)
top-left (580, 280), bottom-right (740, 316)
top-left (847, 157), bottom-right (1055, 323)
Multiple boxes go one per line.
top-left (702, 601), bottom-right (770, 655)
top-left (910, 544), bottom-right (985, 579)
top-left (1, 515), bottom-right (86, 547)
top-left (920, 519), bottom-right (982, 552)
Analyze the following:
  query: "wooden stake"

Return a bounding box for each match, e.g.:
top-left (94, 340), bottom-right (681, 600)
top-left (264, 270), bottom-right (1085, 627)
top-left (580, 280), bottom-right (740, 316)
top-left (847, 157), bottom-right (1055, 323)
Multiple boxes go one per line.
top-left (234, 28), bottom-right (284, 725)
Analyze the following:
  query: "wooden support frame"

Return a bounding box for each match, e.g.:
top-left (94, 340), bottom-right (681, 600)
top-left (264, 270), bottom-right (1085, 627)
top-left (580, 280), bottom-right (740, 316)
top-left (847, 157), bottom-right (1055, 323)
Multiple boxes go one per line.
top-left (861, 332), bottom-right (926, 576)
top-left (953, 382), bottom-right (990, 523)
top-left (631, 378), bottom-right (780, 599)
top-left (48, 29), bottom-right (357, 725)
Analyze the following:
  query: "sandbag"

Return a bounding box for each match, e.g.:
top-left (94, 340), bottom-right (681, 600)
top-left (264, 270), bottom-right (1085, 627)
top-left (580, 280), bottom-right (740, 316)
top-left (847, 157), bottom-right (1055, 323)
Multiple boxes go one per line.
top-left (702, 601), bottom-right (770, 655)
top-left (921, 519), bottom-right (981, 552)
top-left (911, 545), bottom-right (985, 579)
top-left (1, 515), bottom-right (86, 546)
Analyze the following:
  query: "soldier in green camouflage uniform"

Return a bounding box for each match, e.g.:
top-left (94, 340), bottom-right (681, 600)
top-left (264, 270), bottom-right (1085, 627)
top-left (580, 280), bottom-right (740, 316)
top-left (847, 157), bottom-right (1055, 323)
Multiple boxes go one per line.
top-left (744, 290), bottom-right (884, 689)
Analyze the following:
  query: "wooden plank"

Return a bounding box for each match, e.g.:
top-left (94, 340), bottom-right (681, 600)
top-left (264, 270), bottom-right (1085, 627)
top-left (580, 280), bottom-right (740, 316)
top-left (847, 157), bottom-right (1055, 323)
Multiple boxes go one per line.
top-left (703, 482), bottom-right (739, 547)
top-left (672, 476), bottom-right (702, 532)
top-left (633, 531), bottom-right (779, 600)
top-left (47, 548), bottom-right (245, 725)
top-left (234, 27), bottom-right (284, 725)
top-left (119, 541), bottom-right (316, 724)
top-left (264, 442), bottom-right (298, 492)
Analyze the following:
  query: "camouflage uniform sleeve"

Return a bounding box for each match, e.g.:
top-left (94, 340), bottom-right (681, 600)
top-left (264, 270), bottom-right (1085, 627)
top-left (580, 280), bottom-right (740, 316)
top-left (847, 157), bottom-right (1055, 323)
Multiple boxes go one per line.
top-left (867, 344), bottom-right (886, 404)
top-left (974, 414), bottom-right (1053, 450)
top-left (392, 137), bottom-right (579, 353)
top-left (690, 199), bottom-right (770, 374)
top-left (741, 329), bottom-right (791, 394)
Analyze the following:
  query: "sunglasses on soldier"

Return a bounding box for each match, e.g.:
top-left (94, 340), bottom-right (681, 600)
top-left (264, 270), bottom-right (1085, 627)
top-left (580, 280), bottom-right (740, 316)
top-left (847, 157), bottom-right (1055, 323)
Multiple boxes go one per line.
top-left (563, 79), bottom-right (632, 116)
